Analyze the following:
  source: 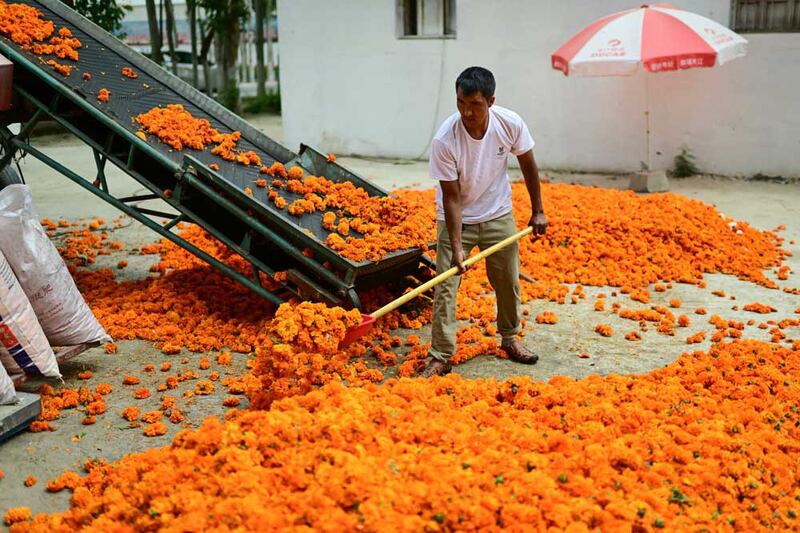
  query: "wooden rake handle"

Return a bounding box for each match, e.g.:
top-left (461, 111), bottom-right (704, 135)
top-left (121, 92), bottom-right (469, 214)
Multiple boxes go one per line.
top-left (370, 226), bottom-right (533, 320)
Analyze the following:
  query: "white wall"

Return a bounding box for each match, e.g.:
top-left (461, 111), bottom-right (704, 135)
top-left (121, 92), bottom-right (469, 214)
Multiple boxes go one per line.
top-left (278, 0), bottom-right (800, 177)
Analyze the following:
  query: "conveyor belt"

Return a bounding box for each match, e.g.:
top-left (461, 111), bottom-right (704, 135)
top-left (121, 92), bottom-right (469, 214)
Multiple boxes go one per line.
top-left (0, 0), bottom-right (430, 307)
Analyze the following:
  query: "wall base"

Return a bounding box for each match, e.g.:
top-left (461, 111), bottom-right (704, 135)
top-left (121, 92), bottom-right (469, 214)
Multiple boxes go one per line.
top-left (629, 170), bottom-right (669, 193)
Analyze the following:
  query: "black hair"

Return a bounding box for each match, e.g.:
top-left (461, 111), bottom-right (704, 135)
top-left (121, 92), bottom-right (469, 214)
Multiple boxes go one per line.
top-left (455, 66), bottom-right (495, 99)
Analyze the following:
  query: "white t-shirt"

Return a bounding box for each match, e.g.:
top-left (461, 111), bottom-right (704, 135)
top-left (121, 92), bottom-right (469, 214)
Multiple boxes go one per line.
top-left (429, 105), bottom-right (535, 224)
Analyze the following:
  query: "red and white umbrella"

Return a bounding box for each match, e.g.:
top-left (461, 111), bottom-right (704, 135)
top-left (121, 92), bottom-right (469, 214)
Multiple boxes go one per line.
top-left (552, 3), bottom-right (748, 77)
top-left (551, 3), bottom-right (747, 174)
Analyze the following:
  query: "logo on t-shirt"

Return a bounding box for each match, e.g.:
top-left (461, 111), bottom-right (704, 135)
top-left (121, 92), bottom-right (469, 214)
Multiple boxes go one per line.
top-left (496, 146), bottom-right (505, 157)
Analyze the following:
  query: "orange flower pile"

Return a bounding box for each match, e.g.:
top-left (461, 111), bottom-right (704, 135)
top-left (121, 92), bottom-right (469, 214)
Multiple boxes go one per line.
top-left (14, 340), bottom-right (800, 531)
top-left (30, 383), bottom-right (113, 432)
top-left (135, 104), bottom-right (221, 151)
top-left (38, 179), bottom-right (791, 407)
top-left (246, 302), bottom-right (369, 408)
top-left (0, 3), bottom-right (81, 76)
top-left (96, 88), bottom-right (109, 102)
top-left (509, 184), bottom-right (788, 291)
top-left (135, 105), bottom-right (260, 169)
top-left (255, 175), bottom-right (434, 262)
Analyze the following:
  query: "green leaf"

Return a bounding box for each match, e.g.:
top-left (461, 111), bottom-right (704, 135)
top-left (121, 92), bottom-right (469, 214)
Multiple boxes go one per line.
top-left (669, 487), bottom-right (691, 506)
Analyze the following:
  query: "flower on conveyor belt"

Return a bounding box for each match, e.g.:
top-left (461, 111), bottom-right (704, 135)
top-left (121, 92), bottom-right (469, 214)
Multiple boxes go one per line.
top-left (121, 66), bottom-right (138, 78)
top-left (0, 4), bottom-right (81, 76)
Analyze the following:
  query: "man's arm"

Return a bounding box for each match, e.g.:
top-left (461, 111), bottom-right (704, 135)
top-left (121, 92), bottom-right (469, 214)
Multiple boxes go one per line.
top-left (517, 149), bottom-right (548, 238)
top-left (440, 180), bottom-right (468, 274)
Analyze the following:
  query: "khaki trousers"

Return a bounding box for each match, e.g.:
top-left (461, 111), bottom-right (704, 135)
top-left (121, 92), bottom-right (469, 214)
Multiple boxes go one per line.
top-left (429, 211), bottom-right (521, 362)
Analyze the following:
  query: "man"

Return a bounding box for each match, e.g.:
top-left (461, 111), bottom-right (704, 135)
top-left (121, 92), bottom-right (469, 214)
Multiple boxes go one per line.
top-left (418, 66), bottom-right (548, 378)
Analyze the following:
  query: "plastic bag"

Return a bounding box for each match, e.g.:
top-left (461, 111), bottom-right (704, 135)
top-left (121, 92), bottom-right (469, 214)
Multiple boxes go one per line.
top-left (0, 248), bottom-right (60, 378)
top-left (0, 185), bottom-right (110, 346)
top-left (0, 361), bottom-right (18, 405)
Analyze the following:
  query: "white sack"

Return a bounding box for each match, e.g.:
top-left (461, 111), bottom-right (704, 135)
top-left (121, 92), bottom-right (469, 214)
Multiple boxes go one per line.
top-left (0, 185), bottom-right (110, 346)
top-left (0, 248), bottom-right (60, 378)
top-left (0, 361), bottom-right (17, 405)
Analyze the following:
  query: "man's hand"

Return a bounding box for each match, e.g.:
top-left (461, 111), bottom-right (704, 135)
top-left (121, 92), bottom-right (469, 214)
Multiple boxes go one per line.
top-left (528, 212), bottom-right (548, 240)
top-left (450, 247), bottom-right (468, 274)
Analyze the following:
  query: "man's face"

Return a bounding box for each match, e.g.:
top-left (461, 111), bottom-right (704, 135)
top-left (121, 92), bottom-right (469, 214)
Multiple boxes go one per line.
top-left (456, 87), bottom-right (495, 128)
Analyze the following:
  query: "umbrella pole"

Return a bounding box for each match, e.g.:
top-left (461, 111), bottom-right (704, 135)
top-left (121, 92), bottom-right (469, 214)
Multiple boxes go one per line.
top-left (644, 71), bottom-right (651, 171)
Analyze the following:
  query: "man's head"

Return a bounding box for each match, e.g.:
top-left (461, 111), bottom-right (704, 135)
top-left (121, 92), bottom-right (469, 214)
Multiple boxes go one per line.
top-left (455, 67), bottom-right (496, 128)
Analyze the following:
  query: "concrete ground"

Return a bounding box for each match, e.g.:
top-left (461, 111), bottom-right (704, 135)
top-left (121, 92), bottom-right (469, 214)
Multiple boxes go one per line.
top-left (0, 113), bottom-right (798, 523)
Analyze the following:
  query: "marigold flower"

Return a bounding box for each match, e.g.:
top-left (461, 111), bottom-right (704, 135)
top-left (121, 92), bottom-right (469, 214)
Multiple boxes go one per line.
top-left (4, 507), bottom-right (30, 526)
top-left (194, 380), bottom-right (215, 395)
top-left (686, 331), bottom-right (706, 344)
top-left (141, 411), bottom-right (163, 424)
top-left (743, 302), bottom-right (777, 313)
top-left (624, 331), bottom-right (641, 341)
top-left (287, 166), bottom-right (304, 180)
top-left (121, 406), bottom-right (140, 421)
top-left (133, 388), bottom-right (151, 399)
top-left (29, 421), bottom-right (55, 432)
top-left (594, 324), bottom-right (613, 337)
top-left (535, 312), bottom-right (558, 325)
top-left (222, 396), bottom-right (240, 407)
top-left (143, 422), bottom-right (167, 437)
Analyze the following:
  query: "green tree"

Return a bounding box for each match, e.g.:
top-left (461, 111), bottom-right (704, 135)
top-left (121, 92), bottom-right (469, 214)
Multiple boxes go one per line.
top-left (196, 0), bottom-right (250, 111)
top-left (187, 0), bottom-right (199, 87)
top-left (73, 0), bottom-right (132, 36)
top-left (164, 0), bottom-right (179, 75)
top-left (254, 0), bottom-right (265, 99)
top-left (145, 0), bottom-right (163, 65)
